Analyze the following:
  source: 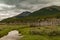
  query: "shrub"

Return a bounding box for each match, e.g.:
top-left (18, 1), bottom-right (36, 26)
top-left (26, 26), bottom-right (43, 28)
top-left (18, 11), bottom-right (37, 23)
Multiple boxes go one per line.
top-left (30, 30), bottom-right (43, 35)
top-left (30, 27), bottom-right (60, 36)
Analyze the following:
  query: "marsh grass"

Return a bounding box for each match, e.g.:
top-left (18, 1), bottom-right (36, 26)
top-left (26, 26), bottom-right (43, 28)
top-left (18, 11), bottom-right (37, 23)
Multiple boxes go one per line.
top-left (0, 24), bottom-right (60, 40)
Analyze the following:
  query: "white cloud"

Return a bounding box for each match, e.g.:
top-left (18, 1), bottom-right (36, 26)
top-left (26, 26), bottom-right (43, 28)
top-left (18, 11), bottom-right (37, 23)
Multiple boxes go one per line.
top-left (0, 3), bottom-right (15, 8)
top-left (0, 3), bottom-right (15, 10)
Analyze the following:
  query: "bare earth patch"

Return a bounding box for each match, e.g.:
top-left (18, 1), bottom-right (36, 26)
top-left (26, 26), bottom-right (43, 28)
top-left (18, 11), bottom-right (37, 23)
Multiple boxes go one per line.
top-left (0, 30), bottom-right (23, 40)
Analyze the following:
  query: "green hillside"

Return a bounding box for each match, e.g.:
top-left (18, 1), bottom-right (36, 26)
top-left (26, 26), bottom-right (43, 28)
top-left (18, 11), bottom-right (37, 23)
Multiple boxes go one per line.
top-left (1, 6), bottom-right (60, 23)
top-left (29, 6), bottom-right (60, 18)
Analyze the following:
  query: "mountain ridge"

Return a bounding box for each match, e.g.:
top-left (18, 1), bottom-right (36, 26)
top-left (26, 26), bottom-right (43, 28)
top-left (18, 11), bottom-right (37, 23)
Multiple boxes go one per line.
top-left (1, 5), bottom-right (60, 23)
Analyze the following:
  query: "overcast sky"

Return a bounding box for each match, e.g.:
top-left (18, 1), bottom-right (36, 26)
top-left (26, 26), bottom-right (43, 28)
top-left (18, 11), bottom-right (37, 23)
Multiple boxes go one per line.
top-left (0, 0), bottom-right (60, 11)
top-left (0, 0), bottom-right (60, 20)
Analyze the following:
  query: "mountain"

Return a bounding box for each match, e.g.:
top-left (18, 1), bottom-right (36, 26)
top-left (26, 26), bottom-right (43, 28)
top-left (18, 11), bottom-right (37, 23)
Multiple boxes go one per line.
top-left (15, 11), bottom-right (31, 18)
top-left (29, 6), bottom-right (60, 18)
top-left (0, 11), bottom-right (32, 23)
top-left (1, 6), bottom-right (60, 23)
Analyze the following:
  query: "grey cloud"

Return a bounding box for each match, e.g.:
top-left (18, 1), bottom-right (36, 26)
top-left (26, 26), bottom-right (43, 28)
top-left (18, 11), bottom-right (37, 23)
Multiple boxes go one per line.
top-left (0, 0), bottom-right (60, 10)
top-left (14, 0), bottom-right (60, 11)
top-left (0, 0), bottom-right (60, 11)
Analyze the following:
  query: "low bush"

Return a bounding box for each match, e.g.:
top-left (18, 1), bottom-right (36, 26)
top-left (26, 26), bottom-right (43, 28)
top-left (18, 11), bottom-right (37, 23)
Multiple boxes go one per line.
top-left (30, 27), bottom-right (60, 36)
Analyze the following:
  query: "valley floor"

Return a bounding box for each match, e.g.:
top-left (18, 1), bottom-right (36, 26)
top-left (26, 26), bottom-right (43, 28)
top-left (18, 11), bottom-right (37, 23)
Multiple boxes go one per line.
top-left (0, 24), bottom-right (60, 40)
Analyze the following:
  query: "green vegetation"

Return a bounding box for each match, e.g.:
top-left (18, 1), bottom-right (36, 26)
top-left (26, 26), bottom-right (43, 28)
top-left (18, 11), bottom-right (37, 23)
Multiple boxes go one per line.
top-left (1, 6), bottom-right (60, 23)
top-left (0, 6), bottom-right (60, 40)
top-left (0, 24), bottom-right (60, 40)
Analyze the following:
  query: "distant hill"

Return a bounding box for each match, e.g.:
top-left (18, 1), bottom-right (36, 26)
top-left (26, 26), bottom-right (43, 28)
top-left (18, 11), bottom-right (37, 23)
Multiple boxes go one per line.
top-left (29, 6), bottom-right (60, 18)
top-left (1, 6), bottom-right (60, 23)
top-left (15, 11), bottom-right (31, 18)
